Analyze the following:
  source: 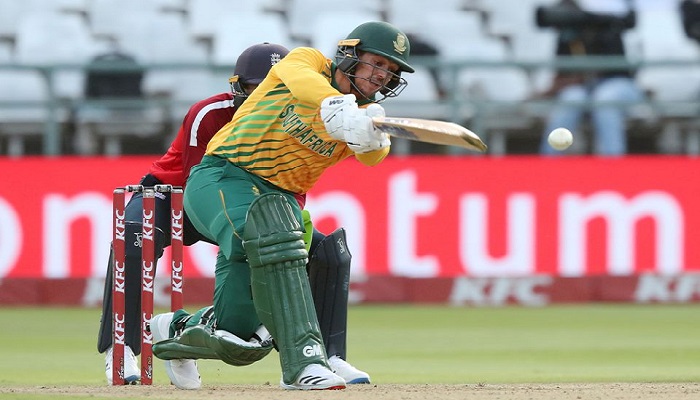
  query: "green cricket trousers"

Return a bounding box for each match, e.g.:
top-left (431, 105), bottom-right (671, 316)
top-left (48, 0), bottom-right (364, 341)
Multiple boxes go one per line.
top-left (182, 155), bottom-right (303, 339)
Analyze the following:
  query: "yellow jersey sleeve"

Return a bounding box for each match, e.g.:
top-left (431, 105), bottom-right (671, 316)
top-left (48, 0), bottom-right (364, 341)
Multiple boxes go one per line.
top-left (355, 147), bottom-right (390, 166)
top-left (206, 47), bottom-right (388, 193)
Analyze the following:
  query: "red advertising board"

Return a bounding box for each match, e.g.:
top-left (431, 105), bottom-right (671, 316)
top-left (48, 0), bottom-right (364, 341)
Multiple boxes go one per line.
top-left (1, 156), bottom-right (699, 279)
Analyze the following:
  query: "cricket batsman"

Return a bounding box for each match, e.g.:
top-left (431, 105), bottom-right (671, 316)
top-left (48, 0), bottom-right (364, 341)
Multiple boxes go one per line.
top-left (150, 21), bottom-right (414, 390)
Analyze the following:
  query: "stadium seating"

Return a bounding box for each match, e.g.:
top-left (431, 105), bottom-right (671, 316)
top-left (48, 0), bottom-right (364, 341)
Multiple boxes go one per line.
top-left (386, 0), bottom-right (466, 35)
top-left (634, 4), bottom-right (700, 154)
top-left (286, 0), bottom-right (383, 42)
top-left (187, 0), bottom-right (243, 41)
top-left (211, 12), bottom-right (296, 66)
top-left (73, 51), bottom-right (168, 156)
top-left (15, 12), bottom-right (106, 99)
top-left (0, 0), bottom-right (699, 155)
top-left (311, 10), bottom-right (384, 58)
top-left (0, 50), bottom-right (59, 156)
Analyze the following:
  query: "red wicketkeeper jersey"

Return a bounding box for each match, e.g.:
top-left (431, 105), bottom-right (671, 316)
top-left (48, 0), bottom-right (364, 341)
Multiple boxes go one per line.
top-left (149, 92), bottom-right (237, 186)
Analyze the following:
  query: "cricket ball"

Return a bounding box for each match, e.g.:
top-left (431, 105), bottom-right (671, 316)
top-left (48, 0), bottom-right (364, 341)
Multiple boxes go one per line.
top-left (547, 127), bottom-right (573, 151)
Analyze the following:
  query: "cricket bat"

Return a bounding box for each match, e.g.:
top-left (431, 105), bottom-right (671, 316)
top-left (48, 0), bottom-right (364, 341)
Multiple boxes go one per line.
top-left (373, 116), bottom-right (487, 152)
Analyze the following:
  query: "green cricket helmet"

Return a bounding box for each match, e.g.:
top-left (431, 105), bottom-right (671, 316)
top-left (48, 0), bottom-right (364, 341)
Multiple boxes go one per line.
top-left (335, 21), bottom-right (414, 102)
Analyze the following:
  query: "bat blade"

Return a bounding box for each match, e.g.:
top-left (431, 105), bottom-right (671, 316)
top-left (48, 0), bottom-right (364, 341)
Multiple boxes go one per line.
top-left (372, 116), bottom-right (487, 152)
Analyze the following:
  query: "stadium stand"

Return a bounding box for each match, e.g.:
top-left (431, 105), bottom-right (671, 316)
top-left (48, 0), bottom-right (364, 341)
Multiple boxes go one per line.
top-left (74, 51), bottom-right (168, 156)
top-left (0, 40), bottom-right (57, 157)
top-left (0, 0), bottom-right (699, 156)
top-left (634, 1), bottom-right (700, 154)
top-left (286, 0), bottom-right (383, 42)
top-left (310, 10), bottom-right (385, 58)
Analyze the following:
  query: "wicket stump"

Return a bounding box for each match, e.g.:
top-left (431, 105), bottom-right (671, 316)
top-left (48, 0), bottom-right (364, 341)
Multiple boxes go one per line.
top-left (111, 184), bottom-right (184, 385)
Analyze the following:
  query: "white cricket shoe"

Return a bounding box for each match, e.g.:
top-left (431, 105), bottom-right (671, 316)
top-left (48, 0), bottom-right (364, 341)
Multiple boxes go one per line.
top-left (105, 345), bottom-right (140, 385)
top-left (328, 355), bottom-right (371, 384)
top-left (150, 312), bottom-right (201, 390)
top-left (150, 312), bottom-right (174, 343)
top-left (280, 363), bottom-right (346, 390)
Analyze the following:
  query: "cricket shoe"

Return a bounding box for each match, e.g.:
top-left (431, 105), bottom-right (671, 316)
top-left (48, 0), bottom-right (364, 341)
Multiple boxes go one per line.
top-left (280, 363), bottom-right (346, 390)
top-left (328, 355), bottom-right (371, 384)
top-left (105, 345), bottom-right (140, 385)
top-left (150, 312), bottom-right (201, 390)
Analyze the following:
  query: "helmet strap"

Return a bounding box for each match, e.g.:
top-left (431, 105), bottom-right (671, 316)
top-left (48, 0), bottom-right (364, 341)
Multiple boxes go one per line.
top-left (229, 78), bottom-right (248, 108)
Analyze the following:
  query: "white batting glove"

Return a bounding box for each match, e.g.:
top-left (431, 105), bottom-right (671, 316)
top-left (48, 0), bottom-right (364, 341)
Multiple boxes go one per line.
top-left (320, 94), bottom-right (360, 141)
top-left (345, 109), bottom-right (391, 154)
top-left (321, 96), bottom-right (390, 153)
top-left (365, 103), bottom-right (386, 118)
top-left (345, 120), bottom-right (382, 153)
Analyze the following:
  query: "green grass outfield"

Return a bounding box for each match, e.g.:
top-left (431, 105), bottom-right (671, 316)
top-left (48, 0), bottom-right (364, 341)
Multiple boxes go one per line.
top-left (0, 304), bottom-right (698, 386)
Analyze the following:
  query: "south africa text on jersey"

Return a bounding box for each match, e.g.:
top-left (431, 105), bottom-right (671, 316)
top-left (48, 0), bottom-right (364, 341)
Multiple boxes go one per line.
top-left (280, 105), bottom-right (338, 157)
